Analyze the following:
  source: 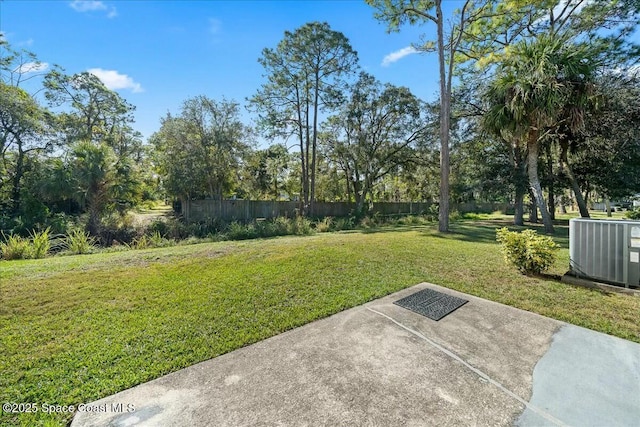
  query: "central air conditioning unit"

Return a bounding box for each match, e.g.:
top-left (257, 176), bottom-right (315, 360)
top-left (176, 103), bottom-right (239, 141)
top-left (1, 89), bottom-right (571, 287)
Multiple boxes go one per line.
top-left (569, 218), bottom-right (640, 288)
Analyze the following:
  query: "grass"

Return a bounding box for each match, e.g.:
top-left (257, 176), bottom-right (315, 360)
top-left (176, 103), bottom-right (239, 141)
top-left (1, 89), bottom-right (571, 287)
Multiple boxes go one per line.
top-left (1, 221), bottom-right (639, 426)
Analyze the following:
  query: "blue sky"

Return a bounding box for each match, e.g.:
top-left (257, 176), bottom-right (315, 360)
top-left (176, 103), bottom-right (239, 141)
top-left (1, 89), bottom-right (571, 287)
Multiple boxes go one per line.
top-left (1, 0), bottom-right (450, 143)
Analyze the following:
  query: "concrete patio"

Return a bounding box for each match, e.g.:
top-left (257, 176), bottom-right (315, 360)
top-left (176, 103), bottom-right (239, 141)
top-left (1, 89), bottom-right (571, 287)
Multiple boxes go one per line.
top-left (72, 283), bottom-right (640, 427)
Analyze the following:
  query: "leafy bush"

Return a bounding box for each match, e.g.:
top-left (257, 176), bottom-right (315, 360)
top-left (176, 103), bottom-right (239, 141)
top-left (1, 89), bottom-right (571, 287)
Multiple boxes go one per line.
top-left (496, 227), bottom-right (559, 275)
top-left (30, 227), bottom-right (51, 259)
top-left (129, 230), bottom-right (174, 250)
top-left (359, 216), bottom-right (376, 229)
top-left (130, 234), bottom-right (151, 250)
top-left (227, 221), bottom-right (257, 240)
top-left (315, 217), bottom-right (333, 232)
top-left (292, 217), bottom-right (313, 235)
top-left (147, 218), bottom-right (170, 237)
top-left (424, 205), bottom-right (439, 222)
top-left (626, 208), bottom-right (640, 220)
top-left (98, 212), bottom-right (138, 246)
top-left (398, 215), bottom-right (424, 226)
top-left (47, 213), bottom-right (77, 235)
top-left (0, 228), bottom-right (51, 260)
top-left (271, 216), bottom-right (293, 235)
top-left (449, 210), bottom-right (462, 222)
top-left (149, 230), bottom-right (173, 247)
top-left (331, 217), bottom-right (355, 231)
top-left (0, 233), bottom-right (32, 260)
top-left (66, 229), bottom-right (96, 255)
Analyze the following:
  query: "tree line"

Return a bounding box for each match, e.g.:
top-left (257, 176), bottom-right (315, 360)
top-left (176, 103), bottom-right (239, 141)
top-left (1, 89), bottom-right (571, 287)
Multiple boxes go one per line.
top-left (1, 0), bottom-right (639, 241)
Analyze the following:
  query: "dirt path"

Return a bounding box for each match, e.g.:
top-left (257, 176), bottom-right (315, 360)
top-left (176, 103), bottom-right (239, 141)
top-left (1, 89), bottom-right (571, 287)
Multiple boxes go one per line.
top-left (130, 204), bottom-right (174, 227)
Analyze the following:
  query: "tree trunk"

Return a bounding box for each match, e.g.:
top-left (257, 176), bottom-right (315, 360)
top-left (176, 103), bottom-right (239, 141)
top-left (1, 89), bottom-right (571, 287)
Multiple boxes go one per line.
top-left (513, 143), bottom-right (526, 226)
top-left (436, 0), bottom-right (450, 233)
top-left (584, 183), bottom-right (590, 211)
top-left (528, 188), bottom-right (538, 223)
top-left (273, 174), bottom-right (278, 200)
top-left (344, 167), bottom-right (351, 203)
top-left (605, 197), bottom-right (612, 217)
top-left (87, 206), bottom-right (101, 237)
top-left (295, 88), bottom-right (307, 215)
top-left (560, 198), bottom-right (567, 214)
top-left (354, 181), bottom-right (366, 218)
top-left (560, 141), bottom-right (589, 218)
top-left (310, 73), bottom-right (320, 217)
top-left (527, 130), bottom-right (554, 233)
top-left (546, 144), bottom-right (555, 220)
top-left (304, 106), bottom-right (310, 213)
top-left (86, 183), bottom-right (104, 237)
top-left (514, 186), bottom-right (525, 226)
top-left (10, 145), bottom-right (24, 215)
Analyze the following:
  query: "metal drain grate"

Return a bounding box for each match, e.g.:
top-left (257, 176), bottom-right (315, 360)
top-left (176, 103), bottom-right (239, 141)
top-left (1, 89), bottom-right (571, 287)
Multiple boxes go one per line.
top-left (394, 288), bottom-right (468, 321)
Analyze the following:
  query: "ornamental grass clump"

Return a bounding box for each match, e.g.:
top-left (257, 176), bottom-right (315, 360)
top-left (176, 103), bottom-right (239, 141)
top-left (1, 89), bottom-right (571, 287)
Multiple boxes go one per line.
top-left (496, 227), bottom-right (559, 275)
top-left (29, 227), bottom-right (51, 259)
top-left (0, 228), bottom-right (51, 260)
top-left (0, 233), bottom-right (32, 260)
top-left (66, 229), bottom-right (96, 255)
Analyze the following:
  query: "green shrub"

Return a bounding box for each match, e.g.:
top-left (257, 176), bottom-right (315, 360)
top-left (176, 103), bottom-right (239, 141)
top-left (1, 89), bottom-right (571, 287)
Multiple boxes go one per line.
top-left (449, 210), bottom-right (462, 222)
top-left (0, 233), bottom-right (32, 260)
top-left (626, 208), bottom-right (640, 220)
top-left (424, 205), bottom-right (439, 222)
top-left (187, 218), bottom-right (226, 238)
top-left (30, 227), bottom-right (51, 259)
top-left (331, 217), bottom-right (355, 231)
top-left (227, 221), bottom-right (257, 240)
top-left (130, 234), bottom-right (151, 250)
top-left (128, 231), bottom-right (174, 250)
top-left (359, 216), bottom-right (376, 229)
top-left (149, 230), bottom-right (173, 247)
top-left (292, 217), bottom-right (313, 235)
top-left (48, 212), bottom-right (76, 235)
top-left (315, 217), bottom-right (333, 232)
top-left (147, 218), bottom-right (170, 237)
top-left (272, 216), bottom-right (293, 235)
top-left (66, 229), bottom-right (96, 255)
top-left (399, 215), bottom-right (424, 226)
top-left (496, 227), bottom-right (559, 275)
top-left (98, 212), bottom-right (138, 246)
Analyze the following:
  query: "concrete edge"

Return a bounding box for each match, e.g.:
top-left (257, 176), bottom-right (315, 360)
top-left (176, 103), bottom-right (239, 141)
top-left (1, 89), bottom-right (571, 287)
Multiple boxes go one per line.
top-left (561, 274), bottom-right (640, 297)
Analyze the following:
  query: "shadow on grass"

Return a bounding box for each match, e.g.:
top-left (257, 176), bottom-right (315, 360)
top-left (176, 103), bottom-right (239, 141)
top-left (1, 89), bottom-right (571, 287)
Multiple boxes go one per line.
top-left (354, 224), bottom-right (435, 235)
top-left (412, 219), bottom-right (571, 248)
top-left (346, 218), bottom-right (571, 248)
top-left (349, 220), bottom-right (512, 244)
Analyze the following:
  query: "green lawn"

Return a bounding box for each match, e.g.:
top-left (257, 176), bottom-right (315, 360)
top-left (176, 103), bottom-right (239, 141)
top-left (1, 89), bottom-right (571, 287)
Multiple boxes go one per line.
top-left (1, 221), bottom-right (639, 426)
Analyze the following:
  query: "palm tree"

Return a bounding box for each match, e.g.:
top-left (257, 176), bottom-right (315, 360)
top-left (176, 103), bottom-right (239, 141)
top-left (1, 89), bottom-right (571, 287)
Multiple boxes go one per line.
top-left (484, 33), bottom-right (599, 233)
top-left (71, 141), bottom-right (116, 236)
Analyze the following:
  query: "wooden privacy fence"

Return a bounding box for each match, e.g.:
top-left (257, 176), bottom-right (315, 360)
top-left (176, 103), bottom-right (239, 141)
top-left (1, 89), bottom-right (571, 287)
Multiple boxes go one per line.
top-left (181, 199), bottom-right (512, 223)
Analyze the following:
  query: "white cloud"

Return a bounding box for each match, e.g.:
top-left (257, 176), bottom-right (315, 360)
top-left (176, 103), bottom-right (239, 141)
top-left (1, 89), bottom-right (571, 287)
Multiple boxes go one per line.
top-left (69, 1), bottom-right (117, 18)
top-left (381, 46), bottom-right (419, 67)
top-left (69, 0), bottom-right (107, 12)
top-left (88, 68), bottom-right (143, 93)
top-left (16, 62), bottom-right (49, 74)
